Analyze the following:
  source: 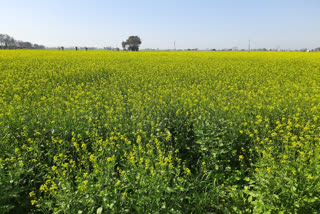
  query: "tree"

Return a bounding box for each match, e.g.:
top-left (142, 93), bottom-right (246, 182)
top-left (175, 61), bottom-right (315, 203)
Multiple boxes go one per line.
top-left (121, 41), bottom-right (127, 50)
top-left (0, 34), bottom-right (15, 49)
top-left (33, 44), bottom-right (45, 49)
top-left (0, 34), bottom-right (4, 48)
top-left (313, 47), bottom-right (320, 52)
top-left (21, 41), bottom-right (33, 49)
top-left (121, 36), bottom-right (142, 51)
top-left (0, 34), bottom-right (45, 49)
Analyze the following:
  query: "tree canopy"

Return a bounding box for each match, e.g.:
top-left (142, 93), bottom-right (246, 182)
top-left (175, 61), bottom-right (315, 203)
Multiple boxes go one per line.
top-left (0, 33), bottom-right (45, 49)
top-left (122, 36), bottom-right (142, 51)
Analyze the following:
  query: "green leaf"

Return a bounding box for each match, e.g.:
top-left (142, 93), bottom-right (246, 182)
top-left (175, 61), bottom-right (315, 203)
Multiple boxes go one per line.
top-left (97, 207), bottom-right (103, 214)
top-left (166, 187), bottom-right (175, 193)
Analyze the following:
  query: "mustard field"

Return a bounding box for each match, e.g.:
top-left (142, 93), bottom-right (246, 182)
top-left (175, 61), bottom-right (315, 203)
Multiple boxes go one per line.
top-left (0, 50), bottom-right (319, 213)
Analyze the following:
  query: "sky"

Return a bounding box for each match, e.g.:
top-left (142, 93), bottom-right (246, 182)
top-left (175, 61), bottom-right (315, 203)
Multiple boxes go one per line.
top-left (1, 0), bottom-right (319, 50)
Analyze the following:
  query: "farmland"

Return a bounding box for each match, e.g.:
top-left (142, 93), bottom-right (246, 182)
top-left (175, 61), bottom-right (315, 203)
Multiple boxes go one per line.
top-left (0, 50), bottom-right (319, 213)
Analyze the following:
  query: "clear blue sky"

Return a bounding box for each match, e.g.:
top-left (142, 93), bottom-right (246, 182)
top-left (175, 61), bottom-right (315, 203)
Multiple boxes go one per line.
top-left (1, 0), bottom-right (319, 49)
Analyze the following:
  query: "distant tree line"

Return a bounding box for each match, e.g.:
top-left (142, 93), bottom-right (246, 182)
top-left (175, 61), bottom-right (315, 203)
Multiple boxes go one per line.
top-left (0, 34), bottom-right (45, 49)
top-left (217, 47), bottom-right (320, 52)
top-left (141, 47), bottom-right (320, 52)
top-left (312, 47), bottom-right (320, 52)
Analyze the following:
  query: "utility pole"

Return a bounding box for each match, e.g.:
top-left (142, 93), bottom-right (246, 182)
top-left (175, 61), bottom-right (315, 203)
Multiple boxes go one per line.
top-left (248, 40), bottom-right (251, 53)
top-left (174, 41), bottom-right (176, 51)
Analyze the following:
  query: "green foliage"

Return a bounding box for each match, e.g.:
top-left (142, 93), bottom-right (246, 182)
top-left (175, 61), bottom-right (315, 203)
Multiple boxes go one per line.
top-left (122, 36), bottom-right (142, 51)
